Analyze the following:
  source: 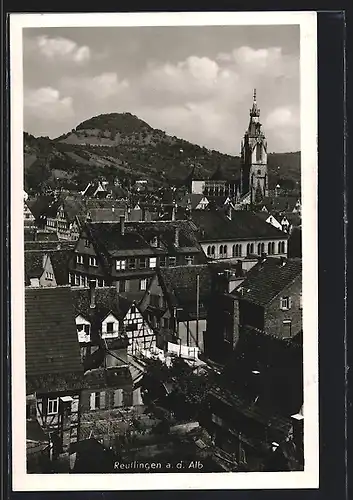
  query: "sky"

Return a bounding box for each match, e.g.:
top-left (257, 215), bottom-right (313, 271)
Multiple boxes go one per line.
top-left (23, 25), bottom-right (300, 154)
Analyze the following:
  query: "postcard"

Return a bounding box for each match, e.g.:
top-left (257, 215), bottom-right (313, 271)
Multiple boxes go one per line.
top-left (10, 10), bottom-right (318, 490)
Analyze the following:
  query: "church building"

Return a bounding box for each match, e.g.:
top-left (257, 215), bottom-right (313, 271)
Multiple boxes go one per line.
top-left (240, 89), bottom-right (269, 204)
top-left (189, 90), bottom-right (269, 207)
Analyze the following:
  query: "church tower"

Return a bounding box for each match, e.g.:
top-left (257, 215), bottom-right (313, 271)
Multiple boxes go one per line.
top-left (240, 90), bottom-right (268, 203)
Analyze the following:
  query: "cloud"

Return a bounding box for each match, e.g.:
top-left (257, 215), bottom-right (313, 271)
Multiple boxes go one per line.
top-left (266, 107), bottom-right (296, 128)
top-left (24, 87), bottom-right (74, 121)
top-left (217, 46), bottom-right (297, 79)
top-left (61, 72), bottom-right (129, 100)
top-left (265, 106), bottom-right (300, 152)
top-left (23, 37), bottom-right (300, 152)
top-left (30, 35), bottom-right (91, 63)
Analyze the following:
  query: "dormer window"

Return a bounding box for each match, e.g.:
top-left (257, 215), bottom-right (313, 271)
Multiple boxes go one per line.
top-left (280, 296), bottom-right (291, 310)
top-left (150, 236), bottom-right (158, 247)
top-left (116, 259), bottom-right (126, 270)
top-left (76, 255), bottom-right (84, 265)
top-left (185, 255), bottom-right (194, 265)
top-left (89, 256), bottom-right (97, 267)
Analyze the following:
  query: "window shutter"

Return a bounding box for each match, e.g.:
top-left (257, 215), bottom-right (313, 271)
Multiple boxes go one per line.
top-left (114, 389), bottom-right (123, 407)
top-left (100, 391), bottom-right (106, 409)
top-left (289, 297), bottom-right (292, 309)
top-left (89, 392), bottom-right (95, 410)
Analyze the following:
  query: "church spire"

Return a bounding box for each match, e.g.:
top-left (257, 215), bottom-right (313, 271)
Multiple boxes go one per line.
top-left (250, 88), bottom-right (260, 118)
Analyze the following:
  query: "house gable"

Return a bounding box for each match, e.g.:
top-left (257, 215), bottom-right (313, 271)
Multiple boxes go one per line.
top-left (101, 312), bottom-right (120, 338)
top-left (75, 314), bottom-right (91, 343)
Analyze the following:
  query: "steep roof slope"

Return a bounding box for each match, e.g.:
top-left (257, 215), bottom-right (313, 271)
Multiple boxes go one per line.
top-left (25, 286), bottom-right (84, 393)
top-left (234, 257), bottom-right (302, 306)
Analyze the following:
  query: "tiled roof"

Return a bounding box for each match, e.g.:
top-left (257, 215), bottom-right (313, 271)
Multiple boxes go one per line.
top-left (24, 251), bottom-right (46, 279)
top-left (83, 366), bottom-right (133, 390)
top-left (222, 325), bottom-right (303, 417)
top-left (179, 193), bottom-right (208, 210)
top-left (189, 209), bottom-right (288, 242)
top-left (87, 208), bottom-right (125, 222)
top-left (128, 220), bottom-right (200, 254)
top-left (25, 286), bottom-right (84, 393)
top-left (159, 264), bottom-right (212, 312)
top-left (86, 220), bottom-right (202, 257)
top-left (235, 257), bottom-right (302, 306)
top-left (261, 196), bottom-right (300, 213)
top-left (24, 241), bottom-right (75, 252)
top-left (71, 286), bottom-right (133, 332)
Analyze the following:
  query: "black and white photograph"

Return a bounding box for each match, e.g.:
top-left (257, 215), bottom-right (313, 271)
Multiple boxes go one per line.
top-left (10, 11), bottom-right (318, 490)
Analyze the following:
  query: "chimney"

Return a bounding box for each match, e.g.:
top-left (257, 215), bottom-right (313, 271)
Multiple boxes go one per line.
top-left (171, 202), bottom-right (176, 221)
top-left (174, 226), bottom-right (180, 247)
top-left (235, 260), bottom-right (243, 277)
top-left (89, 279), bottom-right (96, 309)
top-left (120, 215), bottom-right (125, 235)
top-left (279, 256), bottom-right (287, 266)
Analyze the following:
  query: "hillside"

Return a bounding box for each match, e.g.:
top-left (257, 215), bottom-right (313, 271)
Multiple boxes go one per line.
top-left (24, 112), bottom-right (301, 195)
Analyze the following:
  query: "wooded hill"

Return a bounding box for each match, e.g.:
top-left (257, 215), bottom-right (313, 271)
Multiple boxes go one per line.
top-left (24, 112), bottom-right (301, 195)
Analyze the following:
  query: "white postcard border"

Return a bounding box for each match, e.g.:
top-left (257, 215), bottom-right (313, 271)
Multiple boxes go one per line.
top-left (10, 10), bottom-right (318, 491)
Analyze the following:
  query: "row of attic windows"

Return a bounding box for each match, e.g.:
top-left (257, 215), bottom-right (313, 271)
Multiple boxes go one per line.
top-left (206, 241), bottom-right (286, 259)
top-left (76, 254), bottom-right (194, 269)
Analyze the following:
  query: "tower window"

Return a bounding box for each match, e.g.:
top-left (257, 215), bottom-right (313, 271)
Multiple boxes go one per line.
top-left (256, 143), bottom-right (263, 162)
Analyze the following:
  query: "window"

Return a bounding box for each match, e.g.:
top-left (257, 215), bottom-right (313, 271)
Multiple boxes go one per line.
top-left (89, 392), bottom-right (101, 410)
top-left (116, 259), bottom-right (126, 270)
top-left (280, 297), bottom-right (291, 310)
top-left (45, 271), bottom-right (54, 280)
top-left (283, 320), bottom-right (292, 338)
top-left (84, 239), bottom-right (90, 247)
top-left (268, 242), bottom-right (275, 255)
top-left (76, 254), bottom-right (84, 265)
top-left (185, 255), bottom-right (194, 265)
top-left (232, 244), bottom-right (242, 257)
top-left (74, 275), bottom-right (80, 286)
top-left (257, 243), bottom-right (265, 255)
top-left (139, 258), bottom-right (147, 269)
top-left (128, 259), bottom-right (136, 270)
top-left (207, 246), bottom-right (211, 256)
top-left (106, 322), bottom-right (114, 334)
top-left (169, 256), bottom-right (176, 266)
top-left (278, 241), bottom-right (286, 253)
top-left (47, 398), bottom-right (59, 415)
top-left (77, 324), bottom-right (90, 335)
top-left (140, 279), bottom-right (147, 291)
top-left (150, 236), bottom-right (158, 247)
top-left (159, 256), bottom-right (167, 267)
top-left (125, 322), bottom-right (138, 332)
top-left (247, 243), bottom-right (254, 255)
top-left (149, 257), bottom-right (157, 269)
top-left (97, 278), bottom-right (104, 287)
top-left (118, 279), bottom-right (126, 292)
top-left (89, 256), bottom-right (97, 267)
top-left (223, 245), bottom-right (228, 257)
top-left (256, 143), bottom-right (263, 162)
